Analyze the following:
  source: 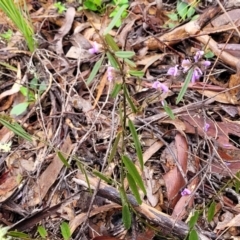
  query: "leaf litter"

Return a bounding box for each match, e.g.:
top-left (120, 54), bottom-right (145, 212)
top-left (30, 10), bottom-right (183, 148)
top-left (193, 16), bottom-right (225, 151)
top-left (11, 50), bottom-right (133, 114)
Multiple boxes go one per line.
top-left (1, 0), bottom-right (240, 239)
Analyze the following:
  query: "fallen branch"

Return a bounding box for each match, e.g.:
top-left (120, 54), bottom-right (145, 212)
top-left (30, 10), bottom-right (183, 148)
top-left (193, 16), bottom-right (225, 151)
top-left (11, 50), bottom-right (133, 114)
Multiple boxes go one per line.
top-left (73, 174), bottom-right (211, 240)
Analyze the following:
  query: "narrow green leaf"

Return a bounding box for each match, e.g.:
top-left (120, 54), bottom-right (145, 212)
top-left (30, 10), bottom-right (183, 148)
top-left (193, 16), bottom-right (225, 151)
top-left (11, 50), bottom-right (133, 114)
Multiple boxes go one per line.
top-left (122, 155), bottom-right (146, 195)
top-left (207, 200), bottom-right (216, 222)
top-left (0, 61), bottom-right (17, 71)
top-left (123, 86), bottom-right (137, 113)
top-left (0, 118), bottom-right (32, 142)
top-left (167, 13), bottom-right (178, 21)
top-left (104, 34), bottom-right (119, 51)
top-left (189, 229), bottom-right (199, 240)
top-left (20, 86), bottom-right (28, 97)
top-left (60, 222), bottom-right (71, 240)
top-left (10, 102), bottom-right (29, 116)
top-left (57, 151), bottom-right (70, 168)
top-left (176, 68), bottom-right (193, 104)
top-left (86, 54), bottom-right (105, 85)
top-left (104, 4), bottom-right (128, 35)
top-left (128, 119), bottom-right (143, 170)
top-left (37, 226), bottom-right (48, 238)
top-left (76, 161), bottom-right (92, 194)
top-left (124, 58), bottom-right (136, 67)
top-left (188, 210), bottom-right (199, 229)
top-left (115, 51), bottom-right (135, 59)
top-left (108, 132), bottom-right (121, 162)
top-left (122, 204), bottom-right (131, 229)
top-left (93, 170), bottom-right (112, 184)
top-left (128, 70), bottom-right (144, 77)
top-left (106, 51), bottom-right (119, 69)
top-left (235, 171), bottom-right (240, 193)
top-left (127, 173), bottom-right (142, 204)
top-left (8, 231), bottom-right (30, 238)
top-left (111, 83), bottom-right (122, 98)
top-left (162, 101), bottom-right (175, 119)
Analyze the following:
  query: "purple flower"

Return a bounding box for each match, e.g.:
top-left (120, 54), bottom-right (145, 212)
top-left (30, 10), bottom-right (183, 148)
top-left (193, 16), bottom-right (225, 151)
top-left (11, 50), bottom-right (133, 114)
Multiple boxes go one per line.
top-left (194, 50), bottom-right (204, 62)
top-left (201, 60), bottom-right (211, 68)
top-left (152, 81), bottom-right (169, 93)
top-left (88, 42), bottom-right (99, 54)
top-left (107, 66), bottom-right (114, 81)
top-left (181, 188), bottom-right (191, 196)
top-left (203, 123), bottom-right (210, 132)
top-left (167, 65), bottom-right (179, 76)
top-left (191, 67), bottom-right (203, 83)
top-left (181, 59), bottom-right (191, 72)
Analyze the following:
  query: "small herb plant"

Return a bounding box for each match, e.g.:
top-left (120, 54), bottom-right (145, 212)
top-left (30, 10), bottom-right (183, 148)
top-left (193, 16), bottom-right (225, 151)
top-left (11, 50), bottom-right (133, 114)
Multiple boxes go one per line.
top-left (167, 0), bottom-right (199, 28)
top-left (10, 75), bottom-right (47, 116)
top-left (82, 0), bottom-right (129, 27)
top-left (0, 29), bottom-right (13, 42)
top-left (54, 2), bottom-right (67, 14)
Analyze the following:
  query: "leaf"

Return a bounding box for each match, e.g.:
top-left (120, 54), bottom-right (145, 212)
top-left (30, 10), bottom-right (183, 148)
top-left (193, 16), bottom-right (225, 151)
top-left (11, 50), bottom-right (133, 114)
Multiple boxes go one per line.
top-left (86, 54), bottom-right (105, 85)
top-left (76, 161), bottom-right (92, 194)
top-left (8, 231), bottom-right (29, 238)
top-left (57, 151), bottom-right (70, 168)
top-left (60, 222), bottom-right (71, 240)
top-left (0, 118), bottom-right (32, 142)
top-left (104, 34), bottom-right (120, 52)
top-left (127, 173), bottom-right (142, 204)
top-left (124, 58), bottom-right (136, 67)
top-left (167, 13), bottom-right (178, 21)
top-left (93, 170), bottom-right (112, 184)
top-left (189, 229), bottom-right (198, 240)
top-left (204, 50), bottom-right (214, 59)
top-left (235, 171), bottom-right (240, 194)
top-left (108, 132), bottom-right (121, 162)
top-left (176, 68), bottom-right (193, 104)
top-left (123, 86), bottom-right (137, 113)
top-left (128, 70), bottom-right (144, 77)
top-left (111, 83), bottom-right (122, 98)
top-left (20, 86), bottom-right (28, 97)
top-left (106, 52), bottom-right (119, 69)
top-left (30, 77), bottom-right (38, 90)
top-left (162, 101), bottom-right (175, 119)
top-left (121, 155), bottom-right (146, 195)
top-left (187, 6), bottom-right (195, 18)
top-left (115, 51), bottom-right (135, 59)
top-left (10, 102), bottom-right (29, 116)
top-left (37, 226), bottom-right (48, 238)
top-left (207, 200), bottom-right (216, 222)
top-left (122, 204), bottom-right (131, 229)
top-left (177, 1), bottom-right (188, 20)
top-left (128, 119), bottom-right (143, 170)
top-left (104, 4), bottom-right (128, 35)
top-left (188, 210), bottom-right (199, 229)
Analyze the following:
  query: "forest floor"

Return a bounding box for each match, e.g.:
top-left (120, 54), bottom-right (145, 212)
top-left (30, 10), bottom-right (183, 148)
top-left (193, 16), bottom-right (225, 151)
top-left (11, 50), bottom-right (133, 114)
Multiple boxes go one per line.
top-left (1, 0), bottom-right (240, 239)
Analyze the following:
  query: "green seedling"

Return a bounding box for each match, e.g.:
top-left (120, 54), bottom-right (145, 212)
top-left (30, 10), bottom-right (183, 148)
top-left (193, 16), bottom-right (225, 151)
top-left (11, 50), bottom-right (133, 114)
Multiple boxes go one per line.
top-left (54, 2), bottom-right (67, 13)
top-left (0, 29), bottom-right (13, 42)
top-left (10, 76), bottom-right (47, 116)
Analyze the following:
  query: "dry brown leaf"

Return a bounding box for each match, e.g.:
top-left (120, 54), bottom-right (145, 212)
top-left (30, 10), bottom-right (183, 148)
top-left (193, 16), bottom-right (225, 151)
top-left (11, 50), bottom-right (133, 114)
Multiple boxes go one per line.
top-left (143, 140), bottom-right (163, 163)
top-left (93, 71), bottom-right (107, 108)
top-left (162, 133), bottom-right (188, 208)
top-left (27, 135), bottom-right (74, 206)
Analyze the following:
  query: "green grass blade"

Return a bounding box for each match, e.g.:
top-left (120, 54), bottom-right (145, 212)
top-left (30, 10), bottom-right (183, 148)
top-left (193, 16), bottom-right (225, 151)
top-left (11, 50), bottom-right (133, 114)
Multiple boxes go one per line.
top-left (104, 4), bottom-right (128, 35)
top-left (122, 155), bottom-right (146, 195)
top-left (76, 161), bottom-right (92, 194)
top-left (93, 170), bottom-right (112, 184)
top-left (86, 54), bottom-right (105, 85)
top-left (57, 151), bottom-right (70, 168)
top-left (176, 68), bottom-right (193, 104)
top-left (127, 173), bottom-right (142, 204)
top-left (128, 119), bottom-right (143, 170)
top-left (0, 118), bottom-right (32, 142)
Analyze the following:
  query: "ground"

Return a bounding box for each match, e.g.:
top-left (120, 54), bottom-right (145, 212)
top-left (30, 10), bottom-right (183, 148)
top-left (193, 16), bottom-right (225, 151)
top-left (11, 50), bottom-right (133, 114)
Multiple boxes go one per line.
top-left (0, 0), bottom-right (240, 239)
